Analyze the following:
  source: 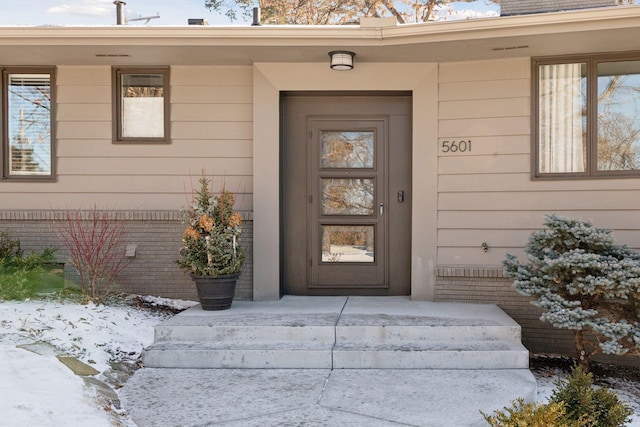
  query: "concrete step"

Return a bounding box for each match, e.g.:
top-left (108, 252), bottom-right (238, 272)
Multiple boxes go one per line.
top-left (336, 324), bottom-right (522, 343)
top-left (143, 296), bottom-right (531, 370)
top-left (333, 340), bottom-right (530, 369)
top-left (154, 323), bottom-right (337, 343)
top-left (143, 341), bottom-right (334, 369)
top-left (144, 340), bottom-right (530, 369)
top-left (154, 321), bottom-right (518, 344)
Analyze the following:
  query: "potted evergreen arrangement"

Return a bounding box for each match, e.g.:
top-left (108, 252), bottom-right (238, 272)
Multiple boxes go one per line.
top-left (176, 175), bottom-right (245, 310)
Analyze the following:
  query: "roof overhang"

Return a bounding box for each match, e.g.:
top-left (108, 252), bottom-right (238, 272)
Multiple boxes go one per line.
top-left (0, 6), bottom-right (639, 66)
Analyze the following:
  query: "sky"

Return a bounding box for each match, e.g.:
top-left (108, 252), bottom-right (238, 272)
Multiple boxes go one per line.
top-left (0, 0), bottom-right (500, 26)
top-left (0, 0), bottom-right (235, 26)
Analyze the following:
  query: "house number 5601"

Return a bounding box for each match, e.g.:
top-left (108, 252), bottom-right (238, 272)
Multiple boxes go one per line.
top-left (441, 140), bottom-right (472, 153)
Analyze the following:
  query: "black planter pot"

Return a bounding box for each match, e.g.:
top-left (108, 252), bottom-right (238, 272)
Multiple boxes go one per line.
top-left (191, 273), bottom-right (238, 311)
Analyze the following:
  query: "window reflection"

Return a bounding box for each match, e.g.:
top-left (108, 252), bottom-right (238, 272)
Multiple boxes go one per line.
top-left (321, 225), bottom-right (374, 263)
top-left (597, 61), bottom-right (640, 171)
top-left (7, 73), bottom-right (52, 176)
top-left (321, 131), bottom-right (374, 168)
top-left (321, 178), bottom-right (374, 215)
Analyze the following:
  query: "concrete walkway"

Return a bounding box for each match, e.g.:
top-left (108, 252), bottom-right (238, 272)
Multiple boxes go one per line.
top-left (120, 297), bottom-right (537, 426)
top-left (121, 367), bottom-right (535, 426)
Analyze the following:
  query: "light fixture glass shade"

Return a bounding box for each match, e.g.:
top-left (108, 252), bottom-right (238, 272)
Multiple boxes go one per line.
top-left (329, 51), bottom-right (355, 71)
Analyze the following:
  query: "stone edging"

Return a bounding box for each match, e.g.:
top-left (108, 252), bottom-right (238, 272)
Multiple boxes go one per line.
top-left (0, 210), bottom-right (253, 221)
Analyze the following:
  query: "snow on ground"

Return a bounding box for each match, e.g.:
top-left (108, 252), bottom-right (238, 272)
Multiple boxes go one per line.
top-left (0, 296), bottom-right (196, 427)
top-left (0, 297), bottom-right (639, 426)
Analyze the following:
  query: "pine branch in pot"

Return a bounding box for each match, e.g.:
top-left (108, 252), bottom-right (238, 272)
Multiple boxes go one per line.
top-left (176, 175), bottom-right (245, 310)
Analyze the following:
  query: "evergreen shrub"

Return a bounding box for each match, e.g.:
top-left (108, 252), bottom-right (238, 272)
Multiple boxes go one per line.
top-left (483, 365), bottom-right (632, 427)
top-left (550, 365), bottom-right (632, 427)
top-left (503, 214), bottom-right (640, 371)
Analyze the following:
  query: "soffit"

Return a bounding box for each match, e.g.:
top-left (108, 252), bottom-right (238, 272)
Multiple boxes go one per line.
top-left (0, 6), bottom-right (639, 65)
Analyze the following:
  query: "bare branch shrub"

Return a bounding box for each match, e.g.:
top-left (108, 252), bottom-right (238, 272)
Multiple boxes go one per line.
top-left (53, 206), bottom-right (131, 303)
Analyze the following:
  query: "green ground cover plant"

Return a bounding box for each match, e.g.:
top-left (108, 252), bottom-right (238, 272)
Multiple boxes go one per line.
top-left (0, 231), bottom-right (56, 300)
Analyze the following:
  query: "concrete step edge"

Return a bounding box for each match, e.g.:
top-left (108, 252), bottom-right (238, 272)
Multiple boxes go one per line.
top-left (146, 341), bottom-right (335, 351)
top-left (334, 340), bottom-right (529, 352)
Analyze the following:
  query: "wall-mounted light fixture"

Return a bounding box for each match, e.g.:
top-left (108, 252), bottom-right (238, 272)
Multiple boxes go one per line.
top-left (329, 51), bottom-right (355, 71)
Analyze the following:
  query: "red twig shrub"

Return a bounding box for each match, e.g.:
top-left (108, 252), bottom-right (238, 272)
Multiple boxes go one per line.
top-left (53, 206), bottom-right (131, 303)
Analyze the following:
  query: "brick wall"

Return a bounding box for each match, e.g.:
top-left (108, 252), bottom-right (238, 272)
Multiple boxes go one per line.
top-left (0, 210), bottom-right (253, 301)
top-left (501, 0), bottom-right (617, 16)
top-left (435, 265), bottom-right (640, 367)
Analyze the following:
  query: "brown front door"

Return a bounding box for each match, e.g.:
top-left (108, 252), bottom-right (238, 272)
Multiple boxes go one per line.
top-left (282, 93), bottom-right (411, 295)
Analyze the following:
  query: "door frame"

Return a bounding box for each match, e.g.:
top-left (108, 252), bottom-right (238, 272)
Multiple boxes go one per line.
top-left (252, 62), bottom-right (438, 301)
top-left (281, 93), bottom-right (412, 296)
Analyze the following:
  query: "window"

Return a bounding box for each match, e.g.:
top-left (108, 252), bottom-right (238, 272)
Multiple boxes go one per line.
top-left (534, 54), bottom-right (640, 178)
top-left (1, 67), bottom-right (55, 180)
top-left (113, 67), bottom-right (169, 143)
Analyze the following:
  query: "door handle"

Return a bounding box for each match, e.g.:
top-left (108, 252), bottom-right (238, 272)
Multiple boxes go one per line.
top-left (379, 203), bottom-right (384, 215)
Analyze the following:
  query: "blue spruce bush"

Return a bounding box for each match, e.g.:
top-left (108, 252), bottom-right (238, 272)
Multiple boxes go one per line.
top-left (503, 214), bottom-right (640, 371)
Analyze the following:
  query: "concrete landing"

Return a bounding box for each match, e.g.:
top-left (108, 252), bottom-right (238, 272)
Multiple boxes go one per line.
top-left (120, 368), bottom-right (537, 427)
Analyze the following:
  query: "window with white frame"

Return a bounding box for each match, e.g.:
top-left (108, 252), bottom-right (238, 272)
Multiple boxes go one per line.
top-left (2, 67), bottom-right (55, 180)
top-left (113, 67), bottom-right (169, 143)
top-left (534, 54), bottom-right (640, 178)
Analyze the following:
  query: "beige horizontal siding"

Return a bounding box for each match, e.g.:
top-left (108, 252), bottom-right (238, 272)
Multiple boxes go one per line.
top-left (171, 104), bottom-right (252, 122)
top-left (58, 157), bottom-right (252, 175)
top-left (439, 97), bottom-right (530, 119)
top-left (0, 65), bottom-right (254, 211)
top-left (58, 139), bottom-right (252, 158)
top-left (439, 58), bottom-right (530, 83)
top-left (438, 232), bottom-right (640, 265)
top-left (438, 210), bottom-right (640, 230)
top-left (171, 85), bottom-right (252, 104)
top-left (170, 66), bottom-right (253, 86)
top-left (57, 121), bottom-right (112, 139)
top-left (439, 229), bottom-right (540, 247)
top-left (440, 173), bottom-right (640, 192)
top-left (57, 85), bottom-right (111, 103)
top-left (57, 104), bottom-right (111, 121)
top-left (439, 79), bottom-right (530, 101)
top-left (0, 175), bottom-right (252, 194)
top-left (56, 66), bottom-right (111, 85)
top-left (171, 122), bottom-right (252, 140)
top-left (436, 57), bottom-right (640, 266)
top-left (0, 192), bottom-right (251, 211)
top-left (439, 117), bottom-right (530, 137)
top-left (438, 247), bottom-right (526, 265)
top-left (439, 173), bottom-right (531, 191)
top-left (439, 154), bottom-right (529, 175)
top-left (439, 190), bottom-right (640, 211)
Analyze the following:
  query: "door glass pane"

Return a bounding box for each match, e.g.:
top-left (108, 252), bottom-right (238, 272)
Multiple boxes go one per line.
top-left (597, 60), bottom-right (640, 171)
top-left (538, 63), bottom-right (587, 173)
top-left (321, 225), bottom-right (374, 263)
top-left (7, 73), bottom-right (52, 176)
top-left (321, 131), bottom-right (374, 168)
top-left (321, 178), bottom-right (374, 215)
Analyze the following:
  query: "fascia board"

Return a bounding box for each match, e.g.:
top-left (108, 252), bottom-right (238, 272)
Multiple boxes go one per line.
top-left (0, 6), bottom-right (639, 47)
